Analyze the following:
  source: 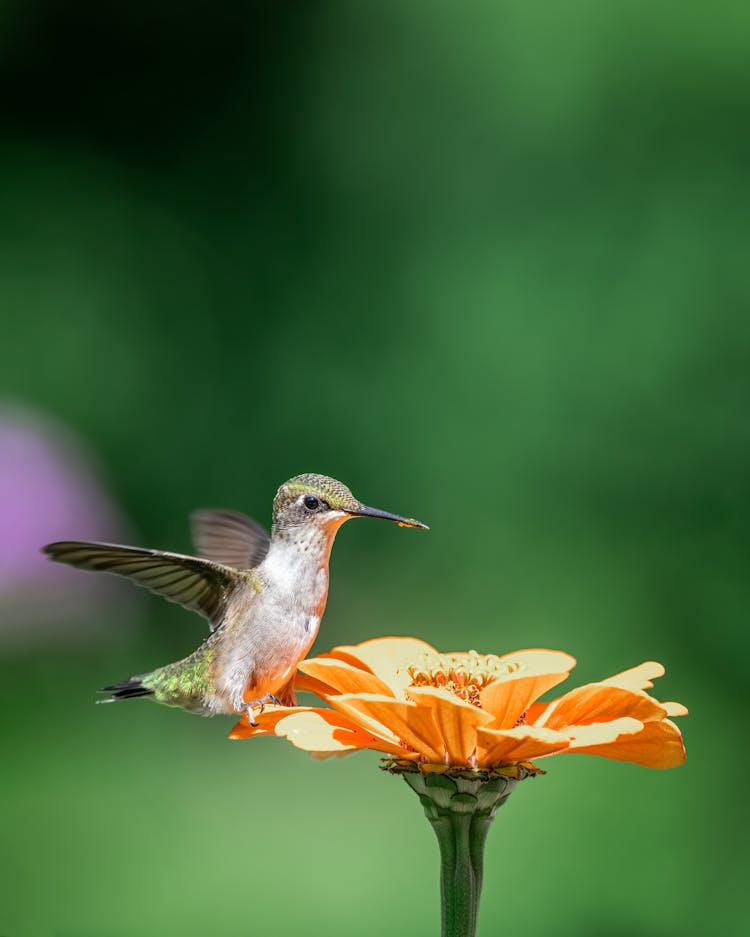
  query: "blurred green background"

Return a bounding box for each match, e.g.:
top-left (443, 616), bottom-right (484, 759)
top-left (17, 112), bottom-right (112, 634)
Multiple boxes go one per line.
top-left (1, 2), bottom-right (747, 935)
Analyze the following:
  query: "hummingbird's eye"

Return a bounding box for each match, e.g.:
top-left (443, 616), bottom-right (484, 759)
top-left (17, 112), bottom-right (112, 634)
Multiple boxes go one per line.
top-left (303, 495), bottom-right (320, 512)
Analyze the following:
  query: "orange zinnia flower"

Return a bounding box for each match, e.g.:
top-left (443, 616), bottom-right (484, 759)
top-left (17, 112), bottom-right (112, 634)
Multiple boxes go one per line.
top-left (229, 637), bottom-right (687, 772)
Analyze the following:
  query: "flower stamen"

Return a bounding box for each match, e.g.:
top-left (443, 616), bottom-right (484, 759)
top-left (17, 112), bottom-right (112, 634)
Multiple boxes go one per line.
top-left (406, 650), bottom-right (525, 707)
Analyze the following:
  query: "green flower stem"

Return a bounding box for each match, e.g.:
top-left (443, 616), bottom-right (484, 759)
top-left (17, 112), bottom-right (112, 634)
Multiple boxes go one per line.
top-left (394, 768), bottom-right (521, 937)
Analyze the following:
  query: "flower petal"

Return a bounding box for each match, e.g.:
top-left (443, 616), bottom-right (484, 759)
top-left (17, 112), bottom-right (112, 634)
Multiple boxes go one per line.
top-left (498, 649), bottom-right (577, 671)
top-left (298, 657), bottom-right (395, 697)
top-left (329, 692), bottom-right (445, 763)
top-left (228, 705), bottom-right (303, 739)
top-left (663, 701), bottom-right (689, 717)
top-left (534, 684), bottom-right (668, 730)
top-left (328, 636), bottom-right (437, 694)
top-left (476, 725), bottom-right (570, 766)
top-left (565, 717), bottom-right (686, 769)
top-left (294, 671), bottom-right (337, 698)
top-left (273, 709), bottom-right (405, 756)
top-left (598, 661), bottom-right (665, 691)
top-left (406, 686), bottom-right (494, 764)
top-left (480, 651), bottom-right (576, 728)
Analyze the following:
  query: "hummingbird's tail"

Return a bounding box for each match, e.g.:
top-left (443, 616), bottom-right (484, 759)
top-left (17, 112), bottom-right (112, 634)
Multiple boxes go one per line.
top-left (98, 676), bottom-right (154, 703)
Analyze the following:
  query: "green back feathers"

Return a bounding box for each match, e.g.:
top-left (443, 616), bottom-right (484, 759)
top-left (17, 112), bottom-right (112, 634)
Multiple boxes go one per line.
top-left (144, 649), bottom-right (216, 709)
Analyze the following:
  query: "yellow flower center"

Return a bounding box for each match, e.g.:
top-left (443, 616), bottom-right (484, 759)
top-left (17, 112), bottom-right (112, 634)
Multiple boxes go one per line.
top-left (406, 650), bottom-right (525, 707)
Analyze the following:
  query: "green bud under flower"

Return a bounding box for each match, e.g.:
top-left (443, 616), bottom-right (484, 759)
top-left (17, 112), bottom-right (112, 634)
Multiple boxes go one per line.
top-left (384, 762), bottom-right (538, 937)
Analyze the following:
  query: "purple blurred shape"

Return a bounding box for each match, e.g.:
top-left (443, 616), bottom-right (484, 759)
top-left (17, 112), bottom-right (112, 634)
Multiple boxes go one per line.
top-left (0, 403), bottom-right (137, 645)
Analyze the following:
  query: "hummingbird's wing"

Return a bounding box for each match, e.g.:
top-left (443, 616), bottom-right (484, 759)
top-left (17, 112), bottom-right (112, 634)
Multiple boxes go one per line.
top-left (43, 541), bottom-right (244, 629)
top-left (190, 509), bottom-right (270, 570)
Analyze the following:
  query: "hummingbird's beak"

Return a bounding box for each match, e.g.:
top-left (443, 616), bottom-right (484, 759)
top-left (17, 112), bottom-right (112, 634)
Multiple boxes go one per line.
top-left (347, 504), bottom-right (429, 530)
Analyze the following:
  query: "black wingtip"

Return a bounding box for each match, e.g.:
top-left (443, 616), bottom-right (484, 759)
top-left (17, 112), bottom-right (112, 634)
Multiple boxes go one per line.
top-left (42, 541), bottom-right (86, 562)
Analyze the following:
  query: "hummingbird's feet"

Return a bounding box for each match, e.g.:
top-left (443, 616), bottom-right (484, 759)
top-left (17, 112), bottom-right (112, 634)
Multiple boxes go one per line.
top-left (245, 693), bottom-right (283, 726)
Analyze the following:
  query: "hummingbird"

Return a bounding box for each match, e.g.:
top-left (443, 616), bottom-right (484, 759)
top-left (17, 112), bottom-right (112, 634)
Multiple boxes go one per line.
top-left (43, 473), bottom-right (427, 724)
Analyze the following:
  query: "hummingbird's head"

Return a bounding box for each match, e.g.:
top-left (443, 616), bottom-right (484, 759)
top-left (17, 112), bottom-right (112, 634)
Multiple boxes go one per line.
top-left (272, 473), bottom-right (428, 536)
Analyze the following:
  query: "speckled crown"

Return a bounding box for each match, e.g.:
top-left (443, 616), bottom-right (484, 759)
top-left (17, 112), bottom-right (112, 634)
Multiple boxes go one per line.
top-left (274, 473), bottom-right (360, 516)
